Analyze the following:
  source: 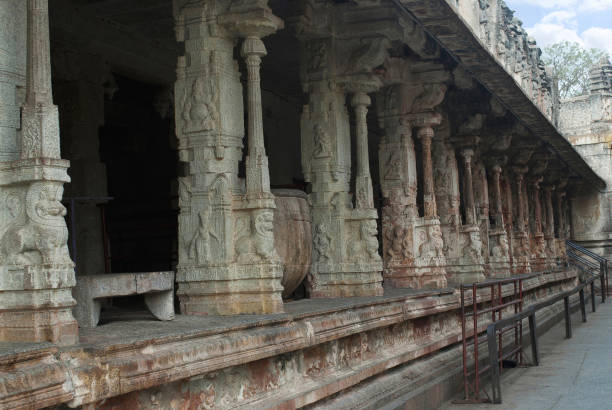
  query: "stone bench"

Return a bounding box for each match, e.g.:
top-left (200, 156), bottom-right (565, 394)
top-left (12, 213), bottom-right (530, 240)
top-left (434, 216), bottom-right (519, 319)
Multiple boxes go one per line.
top-left (73, 271), bottom-right (175, 328)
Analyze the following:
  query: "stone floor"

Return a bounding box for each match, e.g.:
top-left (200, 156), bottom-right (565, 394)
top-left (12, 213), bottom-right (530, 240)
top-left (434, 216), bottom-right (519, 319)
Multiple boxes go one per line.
top-left (440, 295), bottom-right (612, 410)
top-left (0, 287), bottom-right (453, 353)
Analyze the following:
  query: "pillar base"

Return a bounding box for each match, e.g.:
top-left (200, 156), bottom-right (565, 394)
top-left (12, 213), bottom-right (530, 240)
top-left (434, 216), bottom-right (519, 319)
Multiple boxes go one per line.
top-left (384, 266), bottom-right (448, 290)
top-left (177, 263), bottom-right (285, 315)
top-left (0, 264), bottom-right (78, 345)
top-left (307, 263), bottom-right (384, 298)
top-left (488, 261), bottom-right (512, 278)
top-left (445, 263), bottom-right (486, 286)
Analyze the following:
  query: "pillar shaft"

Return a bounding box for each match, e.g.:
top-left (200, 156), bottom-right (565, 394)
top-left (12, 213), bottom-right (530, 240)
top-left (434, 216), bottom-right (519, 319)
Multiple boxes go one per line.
top-left (242, 37), bottom-right (271, 198)
top-left (352, 92), bottom-right (374, 209)
top-left (461, 149), bottom-right (476, 225)
top-left (531, 179), bottom-right (543, 234)
top-left (418, 127), bottom-right (437, 218)
top-left (26, 0), bottom-right (53, 106)
top-left (491, 165), bottom-right (504, 228)
top-left (544, 186), bottom-right (555, 237)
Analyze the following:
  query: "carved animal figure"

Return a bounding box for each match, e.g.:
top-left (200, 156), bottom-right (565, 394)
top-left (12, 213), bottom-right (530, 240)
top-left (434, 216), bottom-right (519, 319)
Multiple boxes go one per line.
top-left (0, 185), bottom-right (71, 266)
top-left (235, 211), bottom-right (277, 263)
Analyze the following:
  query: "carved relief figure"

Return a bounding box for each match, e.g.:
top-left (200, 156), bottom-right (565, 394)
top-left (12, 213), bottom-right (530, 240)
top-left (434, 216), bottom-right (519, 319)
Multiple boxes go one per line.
top-left (235, 210), bottom-right (277, 263)
top-left (182, 77), bottom-right (218, 132)
top-left (313, 223), bottom-right (332, 263)
top-left (386, 225), bottom-right (409, 261)
top-left (312, 124), bottom-right (331, 158)
top-left (491, 234), bottom-right (509, 259)
top-left (348, 220), bottom-right (380, 262)
top-left (462, 230), bottom-right (483, 262)
top-left (384, 150), bottom-right (402, 180)
top-left (189, 209), bottom-right (218, 264)
top-left (0, 183), bottom-right (71, 266)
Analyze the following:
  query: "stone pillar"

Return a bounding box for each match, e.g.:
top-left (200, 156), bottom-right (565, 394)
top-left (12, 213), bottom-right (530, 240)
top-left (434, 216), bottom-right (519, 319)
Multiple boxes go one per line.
top-left (543, 185), bottom-right (556, 264)
top-left (488, 164), bottom-right (511, 277)
top-left (352, 92), bottom-right (374, 210)
top-left (417, 125), bottom-right (437, 219)
top-left (511, 166), bottom-right (530, 274)
top-left (446, 147), bottom-right (485, 284)
top-left (174, 0), bottom-right (284, 315)
top-left (555, 190), bottom-right (568, 263)
top-left (0, 0), bottom-right (78, 344)
top-left (491, 165), bottom-right (504, 228)
top-left (530, 177), bottom-right (547, 270)
top-left (460, 149), bottom-right (476, 226)
top-left (378, 86), bottom-right (447, 290)
top-left (299, 34), bottom-right (383, 297)
top-left (242, 37), bottom-right (272, 199)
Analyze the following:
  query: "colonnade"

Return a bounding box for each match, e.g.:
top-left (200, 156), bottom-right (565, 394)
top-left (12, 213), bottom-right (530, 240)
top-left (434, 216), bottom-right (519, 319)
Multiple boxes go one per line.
top-left (0, 0), bottom-right (573, 345)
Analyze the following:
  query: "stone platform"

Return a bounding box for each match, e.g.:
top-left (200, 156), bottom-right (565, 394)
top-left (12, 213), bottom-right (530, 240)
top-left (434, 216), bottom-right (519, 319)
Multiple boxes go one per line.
top-left (0, 269), bottom-right (578, 409)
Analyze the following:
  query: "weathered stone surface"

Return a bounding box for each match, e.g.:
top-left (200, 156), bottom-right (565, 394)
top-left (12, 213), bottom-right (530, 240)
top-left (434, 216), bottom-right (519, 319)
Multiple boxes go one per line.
top-left (0, 269), bottom-right (577, 409)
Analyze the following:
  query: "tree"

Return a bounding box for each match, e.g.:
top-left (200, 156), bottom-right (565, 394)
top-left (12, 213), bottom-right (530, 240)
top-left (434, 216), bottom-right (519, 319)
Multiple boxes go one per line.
top-left (542, 41), bottom-right (610, 100)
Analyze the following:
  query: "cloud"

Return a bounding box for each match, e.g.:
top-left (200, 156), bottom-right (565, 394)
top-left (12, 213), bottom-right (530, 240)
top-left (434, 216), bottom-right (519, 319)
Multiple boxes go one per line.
top-left (525, 23), bottom-right (584, 46)
top-left (510, 0), bottom-right (612, 10)
top-left (581, 27), bottom-right (612, 54)
top-left (541, 10), bottom-right (577, 27)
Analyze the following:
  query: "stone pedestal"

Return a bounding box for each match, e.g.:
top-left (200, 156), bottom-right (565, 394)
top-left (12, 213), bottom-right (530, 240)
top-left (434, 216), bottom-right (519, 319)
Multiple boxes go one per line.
top-left (0, 161), bottom-right (78, 344)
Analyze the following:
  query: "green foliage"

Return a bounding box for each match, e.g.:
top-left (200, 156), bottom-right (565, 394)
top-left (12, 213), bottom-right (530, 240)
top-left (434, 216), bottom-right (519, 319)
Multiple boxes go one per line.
top-left (542, 41), bottom-right (610, 99)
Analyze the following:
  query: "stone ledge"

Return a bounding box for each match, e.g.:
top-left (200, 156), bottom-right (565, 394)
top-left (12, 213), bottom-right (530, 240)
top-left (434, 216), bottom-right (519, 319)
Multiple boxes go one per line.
top-left (0, 269), bottom-right (576, 408)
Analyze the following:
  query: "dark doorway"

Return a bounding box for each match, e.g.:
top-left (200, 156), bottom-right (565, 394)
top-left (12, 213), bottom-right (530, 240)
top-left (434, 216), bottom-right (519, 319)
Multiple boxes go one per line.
top-left (100, 74), bottom-right (178, 274)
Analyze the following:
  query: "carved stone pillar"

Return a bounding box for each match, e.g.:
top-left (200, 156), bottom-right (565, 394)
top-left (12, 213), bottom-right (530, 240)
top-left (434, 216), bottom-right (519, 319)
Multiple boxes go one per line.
top-left (491, 165), bottom-right (504, 229)
top-left (555, 190), bottom-right (568, 264)
top-left (543, 185), bottom-right (556, 266)
top-left (417, 125), bottom-right (437, 219)
top-left (0, 0), bottom-right (78, 344)
top-left (460, 149), bottom-right (477, 226)
top-left (242, 36), bottom-right (272, 199)
top-left (488, 165), bottom-right (511, 277)
top-left (352, 92), bottom-right (374, 210)
top-left (444, 147), bottom-right (485, 284)
top-left (174, 0), bottom-right (284, 315)
top-left (511, 166), bottom-right (530, 274)
top-left (299, 34), bottom-right (383, 297)
top-left (529, 177), bottom-right (547, 271)
top-left (378, 85), bottom-right (448, 290)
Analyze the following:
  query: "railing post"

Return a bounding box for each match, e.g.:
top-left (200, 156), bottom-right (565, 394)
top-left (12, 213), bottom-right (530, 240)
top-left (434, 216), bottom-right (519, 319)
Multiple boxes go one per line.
top-left (564, 295), bottom-right (572, 339)
top-left (579, 288), bottom-right (587, 323)
top-left (528, 310), bottom-right (539, 366)
top-left (487, 325), bottom-right (501, 404)
top-left (591, 281), bottom-right (596, 312)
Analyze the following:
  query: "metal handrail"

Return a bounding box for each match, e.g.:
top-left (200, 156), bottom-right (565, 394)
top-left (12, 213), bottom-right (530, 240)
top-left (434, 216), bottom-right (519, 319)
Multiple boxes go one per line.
top-left (487, 273), bottom-right (599, 403)
top-left (566, 240), bottom-right (608, 299)
top-left (566, 240), bottom-right (608, 263)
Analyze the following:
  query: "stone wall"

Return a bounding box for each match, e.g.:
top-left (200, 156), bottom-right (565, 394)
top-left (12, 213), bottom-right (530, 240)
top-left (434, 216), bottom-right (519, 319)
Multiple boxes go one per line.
top-left (559, 60), bottom-right (612, 259)
top-left (450, 0), bottom-right (555, 121)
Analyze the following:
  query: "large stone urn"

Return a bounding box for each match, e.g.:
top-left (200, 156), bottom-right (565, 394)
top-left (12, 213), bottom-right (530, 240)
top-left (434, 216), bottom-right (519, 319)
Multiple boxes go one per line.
top-left (272, 189), bottom-right (312, 298)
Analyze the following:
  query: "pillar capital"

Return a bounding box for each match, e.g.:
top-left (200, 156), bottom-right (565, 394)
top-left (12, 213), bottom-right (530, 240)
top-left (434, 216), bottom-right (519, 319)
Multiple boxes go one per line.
top-left (460, 148), bottom-right (475, 163)
top-left (241, 36), bottom-right (268, 59)
top-left (351, 91), bottom-right (372, 108)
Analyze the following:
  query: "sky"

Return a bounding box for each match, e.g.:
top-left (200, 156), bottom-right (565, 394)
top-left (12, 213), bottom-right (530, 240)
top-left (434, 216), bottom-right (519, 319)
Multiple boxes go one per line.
top-left (505, 0), bottom-right (612, 56)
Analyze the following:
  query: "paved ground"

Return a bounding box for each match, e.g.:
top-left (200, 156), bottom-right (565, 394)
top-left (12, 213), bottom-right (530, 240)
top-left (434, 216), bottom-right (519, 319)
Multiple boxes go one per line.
top-left (440, 298), bottom-right (612, 410)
